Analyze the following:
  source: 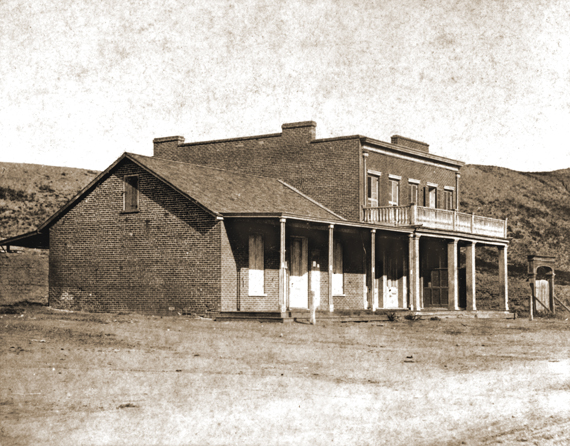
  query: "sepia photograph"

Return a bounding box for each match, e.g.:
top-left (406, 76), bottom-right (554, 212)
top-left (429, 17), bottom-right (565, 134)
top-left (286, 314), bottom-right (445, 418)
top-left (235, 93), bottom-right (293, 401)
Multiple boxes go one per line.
top-left (1, 0), bottom-right (570, 444)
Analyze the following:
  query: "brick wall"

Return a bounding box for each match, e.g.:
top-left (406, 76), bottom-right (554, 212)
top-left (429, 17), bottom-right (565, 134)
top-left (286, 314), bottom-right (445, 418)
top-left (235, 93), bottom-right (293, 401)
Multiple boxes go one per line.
top-left (154, 124), bottom-right (362, 220)
top-left (366, 150), bottom-right (458, 209)
top-left (0, 249), bottom-right (48, 305)
top-left (49, 159), bottom-right (222, 316)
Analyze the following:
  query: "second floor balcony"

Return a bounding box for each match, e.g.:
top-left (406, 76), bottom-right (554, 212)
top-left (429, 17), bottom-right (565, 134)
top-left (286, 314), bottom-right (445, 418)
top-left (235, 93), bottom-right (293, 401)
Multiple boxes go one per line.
top-left (363, 205), bottom-right (507, 238)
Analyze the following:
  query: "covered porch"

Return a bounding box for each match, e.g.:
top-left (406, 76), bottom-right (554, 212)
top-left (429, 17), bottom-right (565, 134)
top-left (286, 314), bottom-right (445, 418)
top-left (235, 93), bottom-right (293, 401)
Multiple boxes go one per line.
top-left (217, 215), bottom-right (511, 322)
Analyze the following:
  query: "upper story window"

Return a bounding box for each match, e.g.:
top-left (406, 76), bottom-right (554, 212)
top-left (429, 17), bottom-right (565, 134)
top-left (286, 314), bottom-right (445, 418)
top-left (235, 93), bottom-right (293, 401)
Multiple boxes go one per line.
top-left (444, 187), bottom-right (455, 210)
top-left (367, 171), bottom-right (380, 207)
top-left (426, 183), bottom-right (437, 208)
top-left (388, 174), bottom-right (401, 206)
top-left (408, 179), bottom-right (420, 205)
top-left (123, 175), bottom-right (139, 212)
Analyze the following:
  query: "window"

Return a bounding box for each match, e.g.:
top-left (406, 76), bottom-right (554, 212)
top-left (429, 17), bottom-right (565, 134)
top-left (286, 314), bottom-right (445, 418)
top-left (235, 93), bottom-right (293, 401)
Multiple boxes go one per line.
top-left (389, 179), bottom-right (400, 206)
top-left (124, 175), bottom-right (139, 212)
top-left (333, 241), bottom-right (344, 295)
top-left (425, 184), bottom-right (437, 208)
top-left (367, 174), bottom-right (379, 207)
top-left (249, 234), bottom-right (265, 296)
top-left (409, 183), bottom-right (418, 204)
top-left (444, 189), bottom-right (454, 210)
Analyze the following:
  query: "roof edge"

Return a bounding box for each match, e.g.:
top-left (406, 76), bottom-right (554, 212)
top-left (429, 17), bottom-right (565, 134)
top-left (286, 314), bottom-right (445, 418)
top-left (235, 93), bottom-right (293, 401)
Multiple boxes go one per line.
top-left (277, 180), bottom-right (347, 221)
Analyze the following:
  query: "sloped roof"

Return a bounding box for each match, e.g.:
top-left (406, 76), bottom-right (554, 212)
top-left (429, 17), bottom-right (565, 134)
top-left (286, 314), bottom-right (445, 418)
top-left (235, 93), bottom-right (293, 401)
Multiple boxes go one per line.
top-left (126, 153), bottom-right (345, 221)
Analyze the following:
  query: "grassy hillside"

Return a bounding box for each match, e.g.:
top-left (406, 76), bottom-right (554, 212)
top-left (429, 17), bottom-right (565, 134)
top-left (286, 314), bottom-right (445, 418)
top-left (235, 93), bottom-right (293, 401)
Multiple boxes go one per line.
top-left (460, 165), bottom-right (570, 272)
top-left (0, 161), bottom-right (99, 239)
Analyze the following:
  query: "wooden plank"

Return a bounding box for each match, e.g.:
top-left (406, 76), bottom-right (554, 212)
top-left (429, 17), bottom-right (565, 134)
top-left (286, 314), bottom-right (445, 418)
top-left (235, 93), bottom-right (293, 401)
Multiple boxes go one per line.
top-left (554, 296), bottom-right (570, 314)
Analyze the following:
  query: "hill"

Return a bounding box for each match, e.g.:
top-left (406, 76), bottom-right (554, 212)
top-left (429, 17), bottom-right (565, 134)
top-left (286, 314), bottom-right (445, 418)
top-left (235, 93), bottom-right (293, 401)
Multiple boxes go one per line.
top-left (0, 161), bottom-right (99, 238)
top-left (460, 165), bottom-right (570, 275)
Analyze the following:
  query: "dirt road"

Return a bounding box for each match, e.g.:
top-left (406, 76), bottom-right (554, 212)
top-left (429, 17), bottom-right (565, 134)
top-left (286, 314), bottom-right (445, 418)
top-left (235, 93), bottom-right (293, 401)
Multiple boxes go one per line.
top-left (2, 307), bottom-right (570, 445)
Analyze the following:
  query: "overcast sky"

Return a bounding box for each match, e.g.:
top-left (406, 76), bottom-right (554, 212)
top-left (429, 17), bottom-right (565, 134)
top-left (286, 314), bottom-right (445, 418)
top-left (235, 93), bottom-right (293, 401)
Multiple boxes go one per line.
top-left (1, 0), bottom-right (569, 172)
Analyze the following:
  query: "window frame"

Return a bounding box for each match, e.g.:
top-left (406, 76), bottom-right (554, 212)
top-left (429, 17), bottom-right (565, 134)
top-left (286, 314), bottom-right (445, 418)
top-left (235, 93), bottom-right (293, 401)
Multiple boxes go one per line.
top-left (388, 174), bottom-right (401, 206)
top-left (444, 187), bottom-right (455, 210)
top-left (123, 175), bottom-right (139, 213)
top-left (408, 179), bottom-right (420, 205)
top-left (248, 233), bottom-right (266, 296)
top-left (367, 171), bottom-right (381, 207)
top-left (333, 240), bottom-right (344, 296)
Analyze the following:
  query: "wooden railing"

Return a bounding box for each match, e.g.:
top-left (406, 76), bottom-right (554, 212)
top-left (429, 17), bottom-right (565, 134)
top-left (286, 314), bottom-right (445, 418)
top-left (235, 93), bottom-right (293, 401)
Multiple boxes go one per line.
top-left (363, 205), bottom-right (507, 238)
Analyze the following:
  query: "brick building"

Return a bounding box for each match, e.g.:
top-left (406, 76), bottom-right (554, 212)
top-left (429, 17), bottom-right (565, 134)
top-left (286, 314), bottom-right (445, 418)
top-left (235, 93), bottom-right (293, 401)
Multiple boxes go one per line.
top-left (1, 121), bottom-right (509, 319)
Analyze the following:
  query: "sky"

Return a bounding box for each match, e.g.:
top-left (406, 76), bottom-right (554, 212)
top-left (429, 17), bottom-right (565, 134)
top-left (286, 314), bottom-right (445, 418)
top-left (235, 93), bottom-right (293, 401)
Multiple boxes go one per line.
top-left (1, 0), bottom-right (569, 172)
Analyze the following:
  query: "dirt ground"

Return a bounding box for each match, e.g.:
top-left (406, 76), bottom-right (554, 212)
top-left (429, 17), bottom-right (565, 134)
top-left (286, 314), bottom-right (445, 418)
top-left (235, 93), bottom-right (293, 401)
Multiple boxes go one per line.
top-left (2, 307), bottom-right (570, 446)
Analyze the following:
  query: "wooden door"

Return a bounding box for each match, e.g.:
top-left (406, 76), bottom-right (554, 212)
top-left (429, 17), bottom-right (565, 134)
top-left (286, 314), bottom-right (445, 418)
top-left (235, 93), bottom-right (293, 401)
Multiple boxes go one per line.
top-left (384, 255), bottom-right (399, 308)
top-left (423, 268), bottom-right (449, 307)
top-left (289, 237), bottom-right (308, 308)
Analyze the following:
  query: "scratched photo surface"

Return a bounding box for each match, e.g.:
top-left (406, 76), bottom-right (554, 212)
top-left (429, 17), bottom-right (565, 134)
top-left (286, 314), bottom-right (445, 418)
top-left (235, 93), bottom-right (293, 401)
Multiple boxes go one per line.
top-left (2, 0), bottom-right (570, 445)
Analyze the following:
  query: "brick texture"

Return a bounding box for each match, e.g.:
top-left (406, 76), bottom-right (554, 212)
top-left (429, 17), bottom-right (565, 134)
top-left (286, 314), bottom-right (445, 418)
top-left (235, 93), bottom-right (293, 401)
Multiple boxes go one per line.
top-left (366, 151), bottom-right (458, 209)
top-left (154, 125), bottom-right (362, 220)
top-left (49, 159), bottom-right (222, 316)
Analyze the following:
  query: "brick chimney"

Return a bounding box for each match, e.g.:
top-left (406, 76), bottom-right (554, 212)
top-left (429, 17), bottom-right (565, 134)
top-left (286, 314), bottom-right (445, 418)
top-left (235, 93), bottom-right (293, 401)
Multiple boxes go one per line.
top-left (281, 121), bottom-right (317, 143)
top-left (153, 136), bottom-right (185, 159)
top-left (391, 135), bottom-right (429, 153)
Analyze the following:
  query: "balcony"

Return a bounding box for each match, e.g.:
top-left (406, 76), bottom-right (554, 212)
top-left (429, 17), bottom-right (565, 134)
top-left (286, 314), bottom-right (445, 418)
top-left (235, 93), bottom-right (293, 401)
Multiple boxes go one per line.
top-left (363, 205), bottom-right (507, 238)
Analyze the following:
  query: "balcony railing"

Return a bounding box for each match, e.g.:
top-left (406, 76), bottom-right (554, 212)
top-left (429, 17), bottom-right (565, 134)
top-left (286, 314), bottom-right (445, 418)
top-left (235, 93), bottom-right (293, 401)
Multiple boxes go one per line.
top-left (363, 204), bottom-right (507, 238)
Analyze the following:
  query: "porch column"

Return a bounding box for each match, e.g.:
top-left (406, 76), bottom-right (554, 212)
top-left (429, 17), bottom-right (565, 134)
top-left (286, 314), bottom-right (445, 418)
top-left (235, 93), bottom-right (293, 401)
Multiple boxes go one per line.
top-left (362, 151), bottom-right (369, 221)
top-left (409, 233), bottom-right (421, 311)
top-left (447, 239), bottom-right (459, 310)
top-left (368, 229), bottom-right (376, 310)
top-left (328, 224), bottom-right (334, 312)
top-left (548, 270), bottom-right (555, 314)
top-left (279, 218), bottom-right (287, 314)
top-left (455, 172), bottom-right (460, 210)
top-left (466, 241), bottom-right (477, 311)
top-left (498, 245), bottom-right (509, 311)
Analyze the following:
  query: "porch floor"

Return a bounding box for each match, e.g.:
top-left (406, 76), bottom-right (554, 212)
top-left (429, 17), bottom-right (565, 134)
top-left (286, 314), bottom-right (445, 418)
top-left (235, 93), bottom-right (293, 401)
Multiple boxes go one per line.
top-left (214, 309), bottom-right (515, 323)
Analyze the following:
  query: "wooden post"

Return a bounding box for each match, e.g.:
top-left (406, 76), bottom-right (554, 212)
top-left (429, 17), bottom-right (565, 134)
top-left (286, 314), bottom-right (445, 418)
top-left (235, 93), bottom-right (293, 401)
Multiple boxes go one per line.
top-left (498, 245), bottom-right (509, 311)
top-left (548, 271), bottom-right (556, 315)
top-left (448, 239), bottom-right (459, 310)
top-left (466, 241), bottom-right (476, 311)
top-left (528, 280), bottom-right (534, 320)
top-left (279, 218), bottom-right (287, 314)
top-left (410, 204), bottom-right (417, 225)
top-left (362, 152), bottom-right (368, 222)
top-left (408, 233), bottom-right (421, 311)
top-left (455, 172), bottom-right (460, 211)
top-left (369, 229), bottom-right (376, 311)
top-left (328, 224), bottom-right (334, 312)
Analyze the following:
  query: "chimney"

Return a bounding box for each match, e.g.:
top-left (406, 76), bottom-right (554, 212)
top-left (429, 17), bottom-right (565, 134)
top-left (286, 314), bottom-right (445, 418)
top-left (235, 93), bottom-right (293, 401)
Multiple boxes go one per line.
top-left (391, 135), bottom-right (429, 153)
top-left (153, 136), bottom-right (185, 159)
top-left (281, 121), bottom-right (317, 143)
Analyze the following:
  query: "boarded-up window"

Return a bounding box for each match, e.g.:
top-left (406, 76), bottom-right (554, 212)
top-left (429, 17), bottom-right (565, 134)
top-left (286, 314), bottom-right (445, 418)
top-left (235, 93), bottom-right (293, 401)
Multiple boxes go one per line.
top-left (333, 241), bottom-right (343, 295)
top-left (249, 234), bottom-right (265, 295)
top-left (409, 183), bottom-right (418, 204)
top-left (428, 186), bottom-right (437, 208)
top-left (389, 180), bottom-right (399, 206)
top-left (124, 176), bottom-right (139, 212)
top-left (367, 175), bottom-right (379, 207)
top-left (444, 190), bottom-right (454, 210)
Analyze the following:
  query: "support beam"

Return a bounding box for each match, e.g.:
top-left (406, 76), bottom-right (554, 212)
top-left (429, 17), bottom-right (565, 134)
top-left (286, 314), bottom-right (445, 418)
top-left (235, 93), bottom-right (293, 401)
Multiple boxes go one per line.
top-left (548, 271), bottom-right (556, 314)
top-left (409, 233), bottom-right (421, 311)
top-left (448, 239), bottom-right (459, 311)
top-left (498, 245), bottom-right (509, 311)
top-left (278, 218), bottom-right (287, 314)
top-left (466, 241), bottom-right (477, 311)
top-left (368, 229), bottom-right (376, 311)
top-left (328, 224), bottom-right (334, 312)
